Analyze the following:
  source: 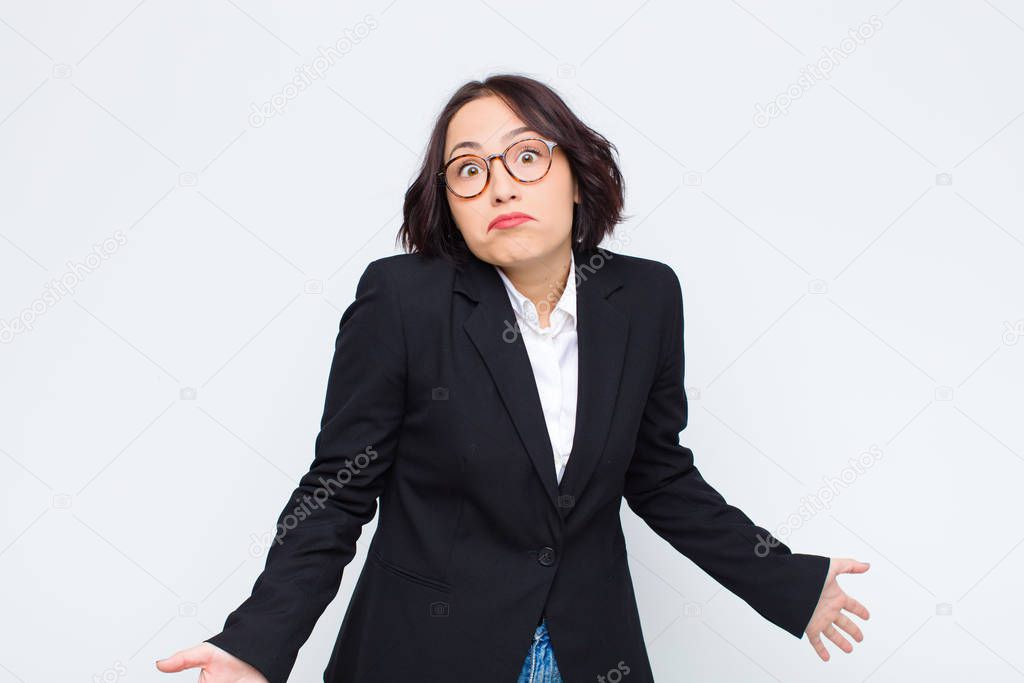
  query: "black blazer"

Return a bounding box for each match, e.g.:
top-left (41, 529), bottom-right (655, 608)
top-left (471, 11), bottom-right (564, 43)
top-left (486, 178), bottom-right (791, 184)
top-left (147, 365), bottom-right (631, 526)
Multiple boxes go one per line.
top-left (205, 243), bottom-right (829, 682)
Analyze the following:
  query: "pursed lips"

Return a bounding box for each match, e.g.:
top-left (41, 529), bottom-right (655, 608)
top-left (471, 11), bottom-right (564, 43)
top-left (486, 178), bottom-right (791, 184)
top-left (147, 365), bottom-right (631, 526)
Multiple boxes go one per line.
top-left (488, 213), bottom-right (535, 231)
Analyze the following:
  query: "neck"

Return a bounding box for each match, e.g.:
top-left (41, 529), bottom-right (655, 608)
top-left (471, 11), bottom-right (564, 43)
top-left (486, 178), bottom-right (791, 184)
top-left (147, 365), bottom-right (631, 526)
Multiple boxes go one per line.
top-left (497, 243), bottom-right (573, 327)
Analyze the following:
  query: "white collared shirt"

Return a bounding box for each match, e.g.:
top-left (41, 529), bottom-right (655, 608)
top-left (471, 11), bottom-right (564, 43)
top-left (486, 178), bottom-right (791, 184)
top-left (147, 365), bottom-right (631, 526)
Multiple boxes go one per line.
top-left (494, 251), bottom-right (578, 484)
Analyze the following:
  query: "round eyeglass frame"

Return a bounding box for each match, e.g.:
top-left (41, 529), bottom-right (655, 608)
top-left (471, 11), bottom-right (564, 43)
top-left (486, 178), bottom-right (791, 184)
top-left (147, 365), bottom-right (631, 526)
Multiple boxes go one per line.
top-left (438, 137), bottom-right (559, 199)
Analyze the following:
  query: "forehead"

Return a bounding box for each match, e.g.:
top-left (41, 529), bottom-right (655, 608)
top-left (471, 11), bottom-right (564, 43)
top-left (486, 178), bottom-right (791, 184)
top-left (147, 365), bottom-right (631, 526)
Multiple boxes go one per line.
top-left (444, 96), bottom-right (534, 156)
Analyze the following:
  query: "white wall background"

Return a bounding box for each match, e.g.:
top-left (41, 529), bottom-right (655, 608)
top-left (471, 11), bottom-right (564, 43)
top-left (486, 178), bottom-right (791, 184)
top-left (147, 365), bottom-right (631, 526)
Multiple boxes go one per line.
top-left (2, 1), bottom-right (1022, 681)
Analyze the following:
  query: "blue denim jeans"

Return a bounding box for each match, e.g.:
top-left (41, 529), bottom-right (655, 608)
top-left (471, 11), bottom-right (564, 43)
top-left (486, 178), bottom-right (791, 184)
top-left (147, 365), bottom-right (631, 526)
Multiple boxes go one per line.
top-left (516, 618), bottom-right (564, 682)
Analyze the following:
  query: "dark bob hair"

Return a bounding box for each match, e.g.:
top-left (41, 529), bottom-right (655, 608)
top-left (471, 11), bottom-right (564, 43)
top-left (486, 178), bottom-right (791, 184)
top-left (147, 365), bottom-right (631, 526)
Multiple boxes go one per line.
top-left (398, 73), bottom-right (627, 265)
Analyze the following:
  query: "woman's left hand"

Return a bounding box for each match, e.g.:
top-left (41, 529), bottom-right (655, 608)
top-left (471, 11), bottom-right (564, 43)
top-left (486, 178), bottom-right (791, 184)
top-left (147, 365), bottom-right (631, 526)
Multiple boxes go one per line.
top-left (805, 557), bottom-right (871, 661)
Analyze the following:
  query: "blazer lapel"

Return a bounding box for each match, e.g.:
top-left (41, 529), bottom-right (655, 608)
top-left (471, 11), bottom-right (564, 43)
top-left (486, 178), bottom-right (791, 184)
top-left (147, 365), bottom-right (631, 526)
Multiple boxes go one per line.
top-left (557, 246), bottom-right (628, 517)
top-left (458, 243), bottom-right (628, 517)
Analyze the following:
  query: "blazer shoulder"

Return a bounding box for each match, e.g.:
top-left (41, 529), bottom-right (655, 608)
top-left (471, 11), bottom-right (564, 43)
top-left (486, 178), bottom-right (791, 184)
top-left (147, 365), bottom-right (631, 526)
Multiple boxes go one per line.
top-left (596, 248), bottom-right (680, 295)
top-left (365, 252), bottom-right (420, 273)
top-left (364, 251), bottom-right (457, 299)
top-left (363, 251), bottom-right (444, 275)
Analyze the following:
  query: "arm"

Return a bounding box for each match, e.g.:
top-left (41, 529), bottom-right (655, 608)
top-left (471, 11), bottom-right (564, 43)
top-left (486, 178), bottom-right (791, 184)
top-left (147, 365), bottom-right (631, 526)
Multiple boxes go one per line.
top-left (204, 259), bottom-right (407, 683)
top-left (623, 264), bottom-right (828, 639)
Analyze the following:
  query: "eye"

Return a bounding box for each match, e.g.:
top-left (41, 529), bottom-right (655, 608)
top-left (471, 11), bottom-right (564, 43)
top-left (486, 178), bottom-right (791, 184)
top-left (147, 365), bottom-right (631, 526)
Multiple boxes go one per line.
top-left (457, 160), bottom-right (484, 177)
top-left (516, 146), bottom-right (543, 164)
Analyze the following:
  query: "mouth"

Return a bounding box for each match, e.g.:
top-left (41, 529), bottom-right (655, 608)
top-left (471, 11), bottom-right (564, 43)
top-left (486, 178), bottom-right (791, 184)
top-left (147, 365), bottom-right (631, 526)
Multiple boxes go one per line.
top-left (488, 212), bottom-right (535, 231)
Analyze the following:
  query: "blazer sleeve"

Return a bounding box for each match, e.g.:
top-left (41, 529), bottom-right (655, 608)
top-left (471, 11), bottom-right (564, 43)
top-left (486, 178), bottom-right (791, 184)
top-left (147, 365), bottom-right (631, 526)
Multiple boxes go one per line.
top-left (204, 259), bottom-right (407, 683)
top-left (623, 263), bottom-right (829, 639)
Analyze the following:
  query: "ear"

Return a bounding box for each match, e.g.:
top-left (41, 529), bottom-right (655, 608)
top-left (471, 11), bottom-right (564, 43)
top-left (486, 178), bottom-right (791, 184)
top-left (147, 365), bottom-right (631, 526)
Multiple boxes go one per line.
top-left (573, 180), bottom-right (580, 205)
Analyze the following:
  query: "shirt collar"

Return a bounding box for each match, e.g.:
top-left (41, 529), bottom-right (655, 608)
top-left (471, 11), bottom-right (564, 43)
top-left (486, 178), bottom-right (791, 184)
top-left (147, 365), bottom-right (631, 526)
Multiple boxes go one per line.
top-left (495, 249), bottom-right (577, 333)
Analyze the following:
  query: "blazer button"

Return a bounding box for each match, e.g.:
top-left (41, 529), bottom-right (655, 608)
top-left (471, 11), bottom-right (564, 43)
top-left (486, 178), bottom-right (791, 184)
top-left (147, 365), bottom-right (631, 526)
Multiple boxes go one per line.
top-left (537, 546), bottom-right (556, 567)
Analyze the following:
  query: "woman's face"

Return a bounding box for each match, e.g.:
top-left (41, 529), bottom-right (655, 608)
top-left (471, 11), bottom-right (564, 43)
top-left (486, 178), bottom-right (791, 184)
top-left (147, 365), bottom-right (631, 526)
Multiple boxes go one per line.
top-left (443, 95), bottom-right (579, 268)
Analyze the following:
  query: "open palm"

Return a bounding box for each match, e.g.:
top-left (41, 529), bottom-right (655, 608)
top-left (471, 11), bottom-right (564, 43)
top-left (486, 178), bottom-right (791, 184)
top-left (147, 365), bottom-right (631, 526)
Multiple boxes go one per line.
top-left (155, 642), bottom-right (268, 682)
top-left (805, 557), bottom-right (871, 661)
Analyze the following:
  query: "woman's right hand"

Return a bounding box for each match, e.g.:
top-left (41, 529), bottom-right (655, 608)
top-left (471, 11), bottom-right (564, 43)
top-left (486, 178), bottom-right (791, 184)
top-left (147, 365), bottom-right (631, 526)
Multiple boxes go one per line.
top-left (155, 642), bottom-right (268, 682)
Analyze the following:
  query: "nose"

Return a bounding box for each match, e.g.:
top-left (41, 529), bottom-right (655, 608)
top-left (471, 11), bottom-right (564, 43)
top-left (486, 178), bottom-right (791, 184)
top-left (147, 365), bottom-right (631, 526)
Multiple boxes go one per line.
top-left (488, 158), bottom-right (519, 203)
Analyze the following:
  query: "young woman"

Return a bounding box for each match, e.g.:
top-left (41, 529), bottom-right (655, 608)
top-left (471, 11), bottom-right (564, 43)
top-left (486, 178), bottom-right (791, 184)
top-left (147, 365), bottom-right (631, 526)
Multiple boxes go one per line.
top-left (157, 74), bottom-right (870, 683)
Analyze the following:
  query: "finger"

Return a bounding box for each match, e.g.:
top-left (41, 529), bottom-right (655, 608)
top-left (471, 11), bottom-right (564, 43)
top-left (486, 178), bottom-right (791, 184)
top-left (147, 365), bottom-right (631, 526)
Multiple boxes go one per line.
top-left (808, 632), bottom-right (830, 662)
top-left (835, 613), bottom-right (863, 642)
top-left (836, 558), bottom-right (871, 575)
top-left (844, 594), bottom-right (871, 620)
top-left (155, 646), bottom-right (207, 673)
top-left (823, 624), bottom-right (853, 653)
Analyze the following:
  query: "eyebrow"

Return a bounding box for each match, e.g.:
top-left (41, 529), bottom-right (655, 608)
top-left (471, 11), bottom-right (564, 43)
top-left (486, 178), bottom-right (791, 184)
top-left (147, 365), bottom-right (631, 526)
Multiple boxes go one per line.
top-left (447, 126), bottom-right (537, 161)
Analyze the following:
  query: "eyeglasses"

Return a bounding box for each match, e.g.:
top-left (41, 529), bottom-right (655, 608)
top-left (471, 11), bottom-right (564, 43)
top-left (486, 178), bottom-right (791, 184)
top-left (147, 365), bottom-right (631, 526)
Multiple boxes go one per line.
top-left (439, 137), bottom-right (558, 199)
